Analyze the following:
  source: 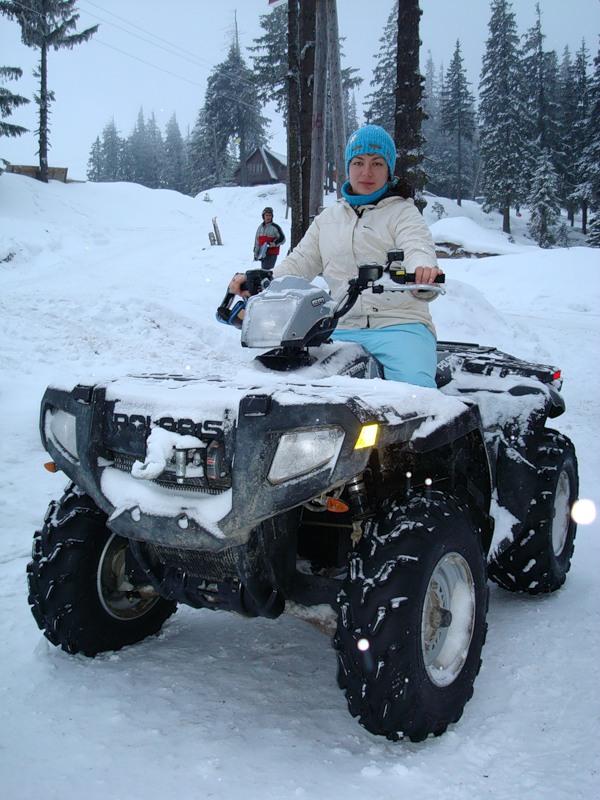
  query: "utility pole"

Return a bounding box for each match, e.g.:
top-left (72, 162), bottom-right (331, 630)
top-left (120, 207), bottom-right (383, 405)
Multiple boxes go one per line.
top-left (309, 0), bottom-right (328, 220)
top-left (325, 0), bottom-right (346, 197)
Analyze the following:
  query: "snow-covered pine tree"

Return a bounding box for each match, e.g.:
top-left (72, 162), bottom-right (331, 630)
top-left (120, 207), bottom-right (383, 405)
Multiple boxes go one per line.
top-left (587, 213), bottom-right (600, 247)
top-left (203, 27), bottom-right (268, 187)
top-left (118, 136), bottom-right (135, 185)
top-left (570, 41), bottom-right (591, 232)
top-left (99, 118), bottom-right (122, 182)
top-left (145, 113), bottom-right (164, 189)
top-left (422, 56), bottom-right (453, 197)
top-left (364, 0), bottom-right (397, 133)
top-left (441, 40), bottom-right (475, 205)
top-left (204, 32), bottom-right (267, 184)
top-left (528, 149), bottom-right (561, 247)
top-left (86, 136), bottom-right (102, 181)
top-left (0, 65), bottom-right (29, 142)
top-left (543, 49), bottom-right (561, 151)
top-left (249, 2), bottom-right (288, 117)
top-left (163, 114), bottom-right (187, 194)
top-left (479, 0), bottom-right (528, 233)
top-left (422, 52), bottom-right (437, 147)
top-left (394, 0), bottom-right (426, 199)
top-left (126, 108), bottom-right (151, 187)
top-left (187, 107), bottom-right (224, 195)
top-left (520, 4), bottom-right (561, 187)
top-left (345, 91), bottom-right (359, 135)
top-left (579, 40), bottom-right (600, 239)
top-left (340, 61), bottom-right (362, 130)
top-left (0, 1), bottom-right (97, 182)
top-left (557, 46), bottom-right (579, 223)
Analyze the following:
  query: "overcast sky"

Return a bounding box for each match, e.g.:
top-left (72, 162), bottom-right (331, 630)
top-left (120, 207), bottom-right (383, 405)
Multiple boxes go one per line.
top-left (1, 0), bottom-right (598, 180)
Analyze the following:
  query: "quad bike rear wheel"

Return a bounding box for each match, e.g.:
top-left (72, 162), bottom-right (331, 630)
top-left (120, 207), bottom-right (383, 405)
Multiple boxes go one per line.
top-left (334, 491), bottom-right (488, 742)
top-left (27, 484), bottom-right (176, 656)
top-left (489, 430), bottom-right (578, 594)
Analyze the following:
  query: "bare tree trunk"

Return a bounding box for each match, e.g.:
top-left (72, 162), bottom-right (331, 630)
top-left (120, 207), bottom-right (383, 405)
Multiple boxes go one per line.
top-left (309, 0), bottom-right (328, 220)
top-left (238, 125), bottom-right (248, 187)
top-left (456, 125), bottom-right (462, 206)
top-left (394, 0), bottom-right (426, 201)
top-left (582, 200), bottom-right (588, 235)
top-left (38, 41), bottom-right (49, 183)
top-left (299, 0), bottom-right (316, 235)
top-left (325, 0), bottom-right (346, 197)
top-left (287, 0), bottom-right (303, 247)
top-left (502, 203), bottom-right (511, 234)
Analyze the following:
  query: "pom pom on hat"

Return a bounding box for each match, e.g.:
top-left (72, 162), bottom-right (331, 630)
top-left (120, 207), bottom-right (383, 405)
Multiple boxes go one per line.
top-left (345, 125), bottom-right (396, 177)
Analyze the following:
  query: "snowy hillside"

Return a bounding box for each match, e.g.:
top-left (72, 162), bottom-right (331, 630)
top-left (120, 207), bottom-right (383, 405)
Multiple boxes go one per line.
top-left (0, 173), bottom-right (599, 799)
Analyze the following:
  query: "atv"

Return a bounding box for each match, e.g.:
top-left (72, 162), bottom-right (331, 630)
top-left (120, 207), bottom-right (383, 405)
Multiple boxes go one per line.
top-left (28, 258), bottom-right (578, 742)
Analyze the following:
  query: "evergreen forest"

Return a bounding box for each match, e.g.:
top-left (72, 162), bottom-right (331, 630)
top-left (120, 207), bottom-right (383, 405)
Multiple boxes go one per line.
top-left (2, 1), bottom-right (599, 246)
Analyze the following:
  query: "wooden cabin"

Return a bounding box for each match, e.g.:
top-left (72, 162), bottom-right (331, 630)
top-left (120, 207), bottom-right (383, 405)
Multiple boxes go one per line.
top-left (6, 164), bottom-right (68, 182)
top-left (234, 147), bottom-right (287, 187)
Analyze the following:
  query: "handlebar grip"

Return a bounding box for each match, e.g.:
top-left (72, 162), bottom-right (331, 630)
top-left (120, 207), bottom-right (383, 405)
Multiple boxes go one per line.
top-left (241, 269), bottom-right (273, 295)
top-left (404, 273), bottom-right (445, 284)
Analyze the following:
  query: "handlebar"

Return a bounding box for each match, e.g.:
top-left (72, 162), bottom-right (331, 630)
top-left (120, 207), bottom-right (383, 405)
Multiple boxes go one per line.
top-left (218, 258), bottom-right (444, 330)
top-left (332, 264), bottom-right (445, 323)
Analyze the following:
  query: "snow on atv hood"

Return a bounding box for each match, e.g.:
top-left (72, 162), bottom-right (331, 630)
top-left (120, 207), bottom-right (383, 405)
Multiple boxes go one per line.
top-left (99, 366), bottom-right (468, 433)
top-left (84, 365), bottom-right (470, 534)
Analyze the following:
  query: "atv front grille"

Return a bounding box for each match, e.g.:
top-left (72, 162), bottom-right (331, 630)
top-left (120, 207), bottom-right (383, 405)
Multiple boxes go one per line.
top-left (110, 452), bottom-right (229, 494)
top-left (146, 543), bottom-right (238, 580)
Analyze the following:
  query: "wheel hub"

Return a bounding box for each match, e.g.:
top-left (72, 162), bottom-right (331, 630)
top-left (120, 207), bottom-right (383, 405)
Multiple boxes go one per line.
top-left (552, 469), bottom-right (571, 557)
top-left (97, 533), bottom-right (160, 620)
top-left (421, 552), bottom-right (476, 687)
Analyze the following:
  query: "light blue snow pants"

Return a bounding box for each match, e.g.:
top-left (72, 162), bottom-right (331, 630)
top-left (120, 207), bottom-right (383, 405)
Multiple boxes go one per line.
top-left (331, 323), bottom-right (438, 388)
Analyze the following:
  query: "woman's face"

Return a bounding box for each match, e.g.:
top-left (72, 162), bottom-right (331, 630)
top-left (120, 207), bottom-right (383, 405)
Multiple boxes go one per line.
top-left (348, 154), bottom-right (389, 195)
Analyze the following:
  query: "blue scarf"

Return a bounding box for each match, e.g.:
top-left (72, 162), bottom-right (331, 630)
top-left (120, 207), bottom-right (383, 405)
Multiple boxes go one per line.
top-left (341, 179), bottom-right (390, 207)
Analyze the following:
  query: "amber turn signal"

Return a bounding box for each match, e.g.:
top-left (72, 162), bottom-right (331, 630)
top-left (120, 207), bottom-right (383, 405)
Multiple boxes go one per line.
top-left (354, 423), bottom-right (379, 450)
top-left (326, 496), bottom-right (350, 513)
top-left (43, 461), bottom-right (58, 473)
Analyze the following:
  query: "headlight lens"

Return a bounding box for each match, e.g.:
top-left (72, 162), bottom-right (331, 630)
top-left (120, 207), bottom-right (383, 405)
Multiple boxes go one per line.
top-left (44, 408), bottom-right (78, 460)
top-left (242, 295), bottom-right (300, 348)
top-left (268, 427), bottom-right (345, 484)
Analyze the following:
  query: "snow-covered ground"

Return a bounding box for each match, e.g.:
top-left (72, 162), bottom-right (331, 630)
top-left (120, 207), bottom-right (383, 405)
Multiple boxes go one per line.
top-left (1, 173), bottom-right (599, 799)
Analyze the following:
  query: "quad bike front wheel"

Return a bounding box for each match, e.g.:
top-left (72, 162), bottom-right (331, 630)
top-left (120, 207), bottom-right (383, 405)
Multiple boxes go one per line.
top-left (489, 430), bottom-right (578, 594)
top-left (334, 491), bottom-right (488, 742)
top-left (27, 484), bottom-right (176, 656)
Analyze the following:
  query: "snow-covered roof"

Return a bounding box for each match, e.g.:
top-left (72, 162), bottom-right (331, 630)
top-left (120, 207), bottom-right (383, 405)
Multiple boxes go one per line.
top-left (260, 146), bottom-right (278, 180)
top-left (264, 147), bottom-right (287, 167)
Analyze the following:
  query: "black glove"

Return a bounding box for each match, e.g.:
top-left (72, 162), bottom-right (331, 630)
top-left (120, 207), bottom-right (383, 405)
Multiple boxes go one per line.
top-left (241, 269), bottom-right (273, 296)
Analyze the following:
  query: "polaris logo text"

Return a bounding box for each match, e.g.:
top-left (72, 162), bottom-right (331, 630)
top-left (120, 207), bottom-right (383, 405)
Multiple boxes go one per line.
top-left (111, 414), bottom-right (224, 439)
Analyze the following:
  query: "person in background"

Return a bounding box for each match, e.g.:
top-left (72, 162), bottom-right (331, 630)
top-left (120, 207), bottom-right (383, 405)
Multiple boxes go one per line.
top-left (253, 207), bottom-right (286, 270)
top-left (231, 125), bottom-right (443, 388)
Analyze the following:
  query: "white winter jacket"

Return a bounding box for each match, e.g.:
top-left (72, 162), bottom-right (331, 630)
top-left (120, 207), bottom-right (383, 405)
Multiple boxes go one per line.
top-left (274, 193), bottom-right (439, 334)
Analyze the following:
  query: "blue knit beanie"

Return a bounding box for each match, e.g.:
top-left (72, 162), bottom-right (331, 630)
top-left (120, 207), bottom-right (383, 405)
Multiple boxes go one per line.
top-left (345, 125), bottom-right (397, 178)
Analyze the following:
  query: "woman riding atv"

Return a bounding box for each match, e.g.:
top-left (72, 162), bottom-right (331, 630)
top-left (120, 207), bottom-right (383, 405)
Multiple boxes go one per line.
top-left (229, 125), bottom-right (444, 388)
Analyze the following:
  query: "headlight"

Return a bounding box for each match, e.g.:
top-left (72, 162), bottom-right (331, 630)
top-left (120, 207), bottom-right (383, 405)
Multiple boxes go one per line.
top-left (44, 408), bottom-right (78, 460)
top-left (242, 295), bottom-right (300, 348)
top-left (268, 427), bottom-right (345, 484)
